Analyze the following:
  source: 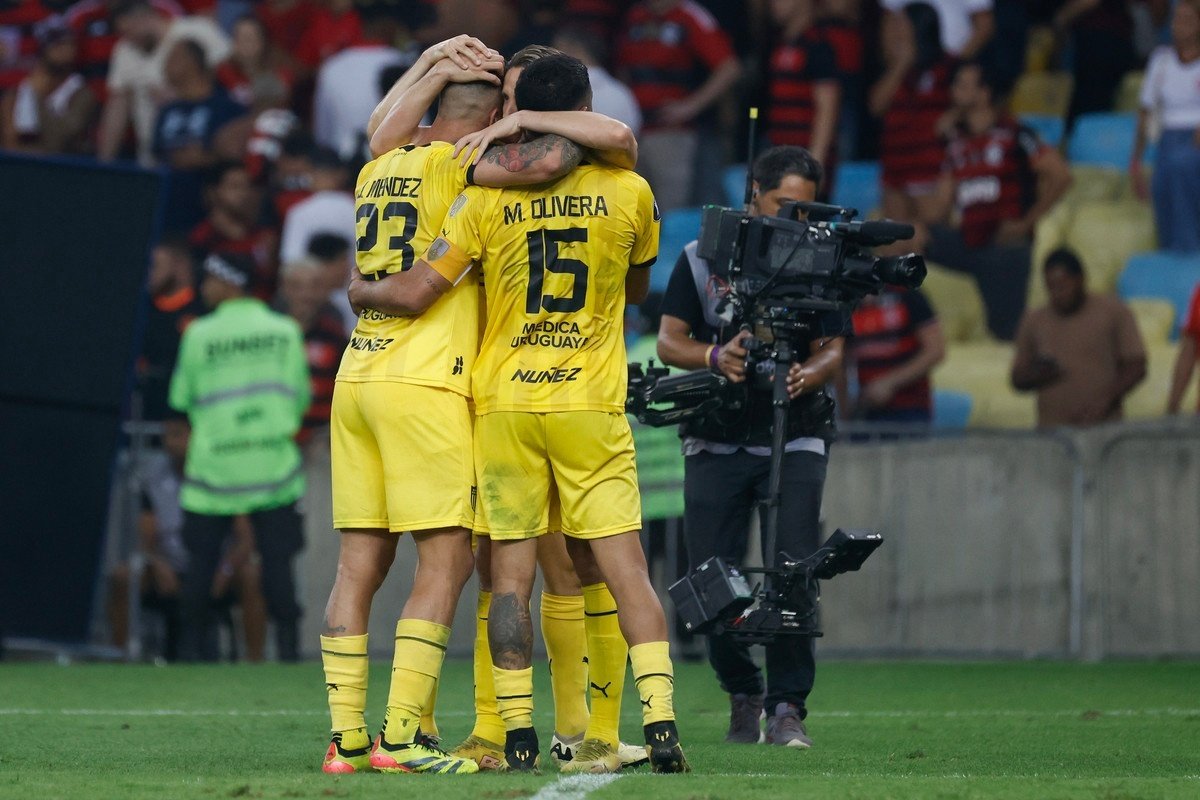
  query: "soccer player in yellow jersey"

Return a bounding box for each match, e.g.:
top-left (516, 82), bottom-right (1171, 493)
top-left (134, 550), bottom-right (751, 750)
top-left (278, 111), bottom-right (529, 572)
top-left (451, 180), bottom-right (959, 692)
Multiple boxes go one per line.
top-left (368, 43), bottom-right (647, 773)
top-left (350, 54), bottom-right (688, 774)
top-left (320, 54), bottom-right (607, 775)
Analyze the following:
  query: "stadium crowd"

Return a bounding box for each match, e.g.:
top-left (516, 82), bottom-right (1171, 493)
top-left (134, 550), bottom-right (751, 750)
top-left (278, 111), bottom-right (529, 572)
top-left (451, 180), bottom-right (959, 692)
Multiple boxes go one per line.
top-left (3, 0), bottom-right (1200, 662)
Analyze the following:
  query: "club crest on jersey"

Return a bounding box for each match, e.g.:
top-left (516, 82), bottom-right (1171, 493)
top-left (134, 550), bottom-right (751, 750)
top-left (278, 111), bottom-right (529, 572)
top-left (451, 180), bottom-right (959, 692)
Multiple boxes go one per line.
top-left (428, 238), bottom-right (450, 260)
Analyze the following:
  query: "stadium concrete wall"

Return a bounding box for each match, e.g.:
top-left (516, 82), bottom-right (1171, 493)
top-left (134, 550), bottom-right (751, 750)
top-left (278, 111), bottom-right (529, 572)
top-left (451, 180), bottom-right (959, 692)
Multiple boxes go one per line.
top-left (292, 421), bottom-right (1200, 660)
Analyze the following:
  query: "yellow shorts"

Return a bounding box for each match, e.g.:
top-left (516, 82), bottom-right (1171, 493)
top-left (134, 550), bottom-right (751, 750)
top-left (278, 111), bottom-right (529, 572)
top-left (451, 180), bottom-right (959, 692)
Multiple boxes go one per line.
top-left (331, 381), bottom-right (474, 533)
top-left (474, 411), bottom-right (641, 540)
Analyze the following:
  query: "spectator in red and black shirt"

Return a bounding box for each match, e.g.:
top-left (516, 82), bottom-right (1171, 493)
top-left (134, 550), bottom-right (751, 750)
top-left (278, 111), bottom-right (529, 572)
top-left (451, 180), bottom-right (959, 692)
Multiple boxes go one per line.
top-left (139, 234), bottom-right (205, 422)
top-left (762, 0), bottom-right (839, 172)
top-left (565, 0), bottom-right (633, 57)
top-left (276, 255), bottom-right (347, 443)
top-left (845, 287), bottom-right (945, 424)
top-left (815, 0), bottom-right (864, 161)
top-left (916, 60), bottom-right (1071, 340)
top-left (293, 0), bottom-right (360, 71)
top-left (615, 0), bottom-right (740, 210)
top-left (1169, 283), bottom-right (1200, 415)
top-left (870, 1), bottom-right (955, 223)
top-left (0, 1), bottom-right (53, 90)
top-left (256, 0), bottom-right (316, 60)
top-left (189, 160), bottom-right (279, 300)
top-left (64, 0), bottom-right (181, 94)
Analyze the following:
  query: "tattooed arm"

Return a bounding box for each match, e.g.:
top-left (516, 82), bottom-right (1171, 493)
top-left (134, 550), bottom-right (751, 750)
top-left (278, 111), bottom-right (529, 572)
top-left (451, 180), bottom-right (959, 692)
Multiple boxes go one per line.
top-left (468, 134), bottom-right (585, 188)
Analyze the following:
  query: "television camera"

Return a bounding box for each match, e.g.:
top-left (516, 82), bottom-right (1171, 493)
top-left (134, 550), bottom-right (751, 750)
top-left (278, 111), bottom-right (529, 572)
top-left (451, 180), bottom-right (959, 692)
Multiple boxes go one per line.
top-left (626, 157), bottom-right (925, 643)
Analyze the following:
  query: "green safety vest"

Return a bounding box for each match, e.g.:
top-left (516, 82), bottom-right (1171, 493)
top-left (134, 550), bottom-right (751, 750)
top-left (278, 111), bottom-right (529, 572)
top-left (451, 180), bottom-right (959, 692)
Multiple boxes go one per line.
top-left (168, 297), bottom-right (311, 515)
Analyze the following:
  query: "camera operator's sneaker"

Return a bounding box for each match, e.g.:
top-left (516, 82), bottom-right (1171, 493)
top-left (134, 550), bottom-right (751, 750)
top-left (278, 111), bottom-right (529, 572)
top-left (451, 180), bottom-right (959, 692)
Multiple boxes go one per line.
top-left (500, 727), bottom-right (540, 772)
top-left (549, 732), bottom-right (583, 765)
top-left (559, 739), bottom-right (621, 774)
top-left (725, 693), bottom-right (765, 744)
top-left (322, 729), bottom-right (373, 773)
top-left (450, 734), bottom-right (506, 770)
top-left (369, 729), bottom-right (480, 773)
top-left (616, 740), bottom-right (650, 769)
top-left (644, 720), bottom-right (690, 773)
top-left (765, 703), bottom-right (813, 748)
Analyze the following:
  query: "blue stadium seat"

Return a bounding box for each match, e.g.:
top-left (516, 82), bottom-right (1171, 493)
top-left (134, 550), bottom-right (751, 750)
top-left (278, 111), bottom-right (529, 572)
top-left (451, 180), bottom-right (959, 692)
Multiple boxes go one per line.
top-left (1118, 251), bottom-right (1200, 338)
top-left (651, 207), bottom-right (704, 294)
top-left (933, 390), bottom-right (973, 429)
top-left (831, 161), bottom-right (881, 216)
top-left (1020, 114), bottom-right (1065, 148)
top-left (1067, 113), bottom-right (1136, 168)
top-left (723, 163), bottom-right (750, 207)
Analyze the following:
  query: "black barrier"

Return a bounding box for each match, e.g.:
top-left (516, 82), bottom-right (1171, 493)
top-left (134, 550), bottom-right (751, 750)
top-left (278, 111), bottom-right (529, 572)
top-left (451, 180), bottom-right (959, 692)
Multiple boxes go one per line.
top-left (0, 153), bottom-right (164, 644)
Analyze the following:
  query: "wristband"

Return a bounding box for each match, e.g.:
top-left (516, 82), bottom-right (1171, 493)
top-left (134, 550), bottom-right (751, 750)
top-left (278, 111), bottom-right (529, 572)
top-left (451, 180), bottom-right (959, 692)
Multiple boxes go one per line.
top-left (707, 344), bottom-right (721, 370)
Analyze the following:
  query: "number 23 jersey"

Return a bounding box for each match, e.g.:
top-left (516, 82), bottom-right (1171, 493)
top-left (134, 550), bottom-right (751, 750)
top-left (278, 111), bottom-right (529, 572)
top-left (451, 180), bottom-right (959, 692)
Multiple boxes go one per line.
top-left (434, 164), bottom-right (659, 414)
top-left (336, 143), bottom-right (478, 396)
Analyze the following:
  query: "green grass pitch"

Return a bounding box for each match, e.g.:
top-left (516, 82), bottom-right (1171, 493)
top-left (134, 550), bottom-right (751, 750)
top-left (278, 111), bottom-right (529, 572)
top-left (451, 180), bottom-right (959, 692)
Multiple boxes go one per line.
top-left (2, 659), bottom-right (1198, 799)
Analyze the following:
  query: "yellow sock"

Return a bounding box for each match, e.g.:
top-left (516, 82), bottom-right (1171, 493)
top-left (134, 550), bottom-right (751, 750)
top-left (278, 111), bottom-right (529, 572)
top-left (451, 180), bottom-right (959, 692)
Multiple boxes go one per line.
top-left (471, 591), bottom-right (506, 743)
top-left (420, 677), bottom-right (439, 737)
top-left (321, 634), bottom-right (369, 738)
top-left (629, 641), bottom-right (675, 726)
top-left (382, 618), bottom-right (449, 744)
top-left (492, 666), bottom-right (535, 731)
top-left (582, 583), bottom-right (627, 747)
top-left (541, 591), bottom-right (589, 739)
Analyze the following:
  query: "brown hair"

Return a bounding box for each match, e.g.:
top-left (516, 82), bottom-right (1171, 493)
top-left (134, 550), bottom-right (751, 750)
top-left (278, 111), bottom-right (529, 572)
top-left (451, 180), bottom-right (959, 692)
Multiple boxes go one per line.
top-left (506, 45), bottom-right (561, 71)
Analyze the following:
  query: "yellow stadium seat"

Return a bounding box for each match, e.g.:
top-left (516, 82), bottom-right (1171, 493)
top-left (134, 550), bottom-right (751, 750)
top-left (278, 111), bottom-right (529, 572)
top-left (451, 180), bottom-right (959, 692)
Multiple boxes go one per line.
top-left (1024, 26), bottom-right (1056, 74)
top-left (921, 263), bottom-right (988, 342)
top-left (1063, 165), bottom-right (1124, 206)
top-left (1063, 201), bottom-right (1156, 292)
top-left (1128, 298), bottom-right (1176, 345)
top-left (1125, 342), bottom-right (1198, 420)
top-left (1010, 71), bottom-right (1073, 118)
top-left (933, 341), bottom-right (1036, 428)
top-left (1114, 71), bottom-right (1144, 114)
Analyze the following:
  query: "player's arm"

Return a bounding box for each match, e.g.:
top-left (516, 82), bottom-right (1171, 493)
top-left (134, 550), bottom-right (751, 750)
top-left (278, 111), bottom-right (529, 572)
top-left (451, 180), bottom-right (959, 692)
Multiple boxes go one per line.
top-left (369, 56), bottom-right (503, 157)
top-left (625, 180), bottom-right (660, 305)
top-left (455, 109), bottom-right (638, 171)
top-left (468, 134), bottom-right (586, 187)
top-left (367, 35), bottom-right (499, 148)
top-left (348, 234), bottom-right (478, 316)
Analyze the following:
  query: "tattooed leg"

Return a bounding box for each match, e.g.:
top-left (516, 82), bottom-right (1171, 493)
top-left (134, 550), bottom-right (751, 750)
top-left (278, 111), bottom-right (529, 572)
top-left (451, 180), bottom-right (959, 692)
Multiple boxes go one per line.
top-left (488, 538), bottom-right (539, 669)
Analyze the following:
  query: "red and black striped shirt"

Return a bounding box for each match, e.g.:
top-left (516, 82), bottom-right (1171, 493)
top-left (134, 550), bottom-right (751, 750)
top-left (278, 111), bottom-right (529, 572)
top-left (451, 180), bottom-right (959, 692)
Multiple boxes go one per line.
top-left (298, 304), bottom-right (347, 441)
top-left (881, 58), bottom-right (955, 192)
top-left (850, 289), bottom-right (936, 412)
top-left (189, 220), bottom-right (279, 300)
top-left (764, 30), bottom-right (836, 148)
top-left (945, 116), bottom-right (1044, 248)
top-left (615, 0), bottom-right (734, 129)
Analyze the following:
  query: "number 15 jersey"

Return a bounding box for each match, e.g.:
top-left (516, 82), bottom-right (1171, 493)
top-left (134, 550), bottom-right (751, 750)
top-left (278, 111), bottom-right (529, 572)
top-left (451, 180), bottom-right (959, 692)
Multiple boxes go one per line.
top-left (336, 143), bottom-right (478, 396)
top-left (432, 164), bottom-right (659, 414)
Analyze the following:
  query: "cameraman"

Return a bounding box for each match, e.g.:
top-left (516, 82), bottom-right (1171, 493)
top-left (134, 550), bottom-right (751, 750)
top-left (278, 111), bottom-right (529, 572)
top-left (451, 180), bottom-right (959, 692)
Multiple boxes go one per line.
top-left (656, 146), bottom-right (844, 748)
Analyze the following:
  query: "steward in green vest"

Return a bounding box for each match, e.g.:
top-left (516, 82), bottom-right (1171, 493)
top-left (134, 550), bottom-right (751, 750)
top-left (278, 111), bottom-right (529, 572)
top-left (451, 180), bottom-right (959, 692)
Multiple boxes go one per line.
top-left (169, 252), bottom-right (311, 661)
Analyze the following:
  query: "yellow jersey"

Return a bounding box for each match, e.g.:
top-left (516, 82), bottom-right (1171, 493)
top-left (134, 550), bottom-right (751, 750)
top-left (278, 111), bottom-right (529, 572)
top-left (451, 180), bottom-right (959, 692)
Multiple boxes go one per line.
top-left (336, 143), bottom-right (479, 396)
top-left (431, 164), bottom-right (659, 414)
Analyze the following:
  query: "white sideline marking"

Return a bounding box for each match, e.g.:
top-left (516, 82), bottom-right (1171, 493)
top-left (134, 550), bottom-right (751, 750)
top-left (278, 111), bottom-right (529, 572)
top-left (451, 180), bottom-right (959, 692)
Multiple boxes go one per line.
top-left (530, 774), bottom-right (621, 800)
top-left (1, 707), bottom-right (1197, 719)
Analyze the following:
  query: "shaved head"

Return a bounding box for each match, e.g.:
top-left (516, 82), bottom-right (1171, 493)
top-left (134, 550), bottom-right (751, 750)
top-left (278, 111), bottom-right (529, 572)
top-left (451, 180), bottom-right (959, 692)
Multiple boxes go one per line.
top-left (437, 80), bottom-right (503, 125)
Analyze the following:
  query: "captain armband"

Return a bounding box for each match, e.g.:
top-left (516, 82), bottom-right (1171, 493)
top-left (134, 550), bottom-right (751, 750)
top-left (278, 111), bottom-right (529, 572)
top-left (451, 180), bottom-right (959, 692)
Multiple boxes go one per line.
top-left (423, 237), bottom-right (474, 286)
